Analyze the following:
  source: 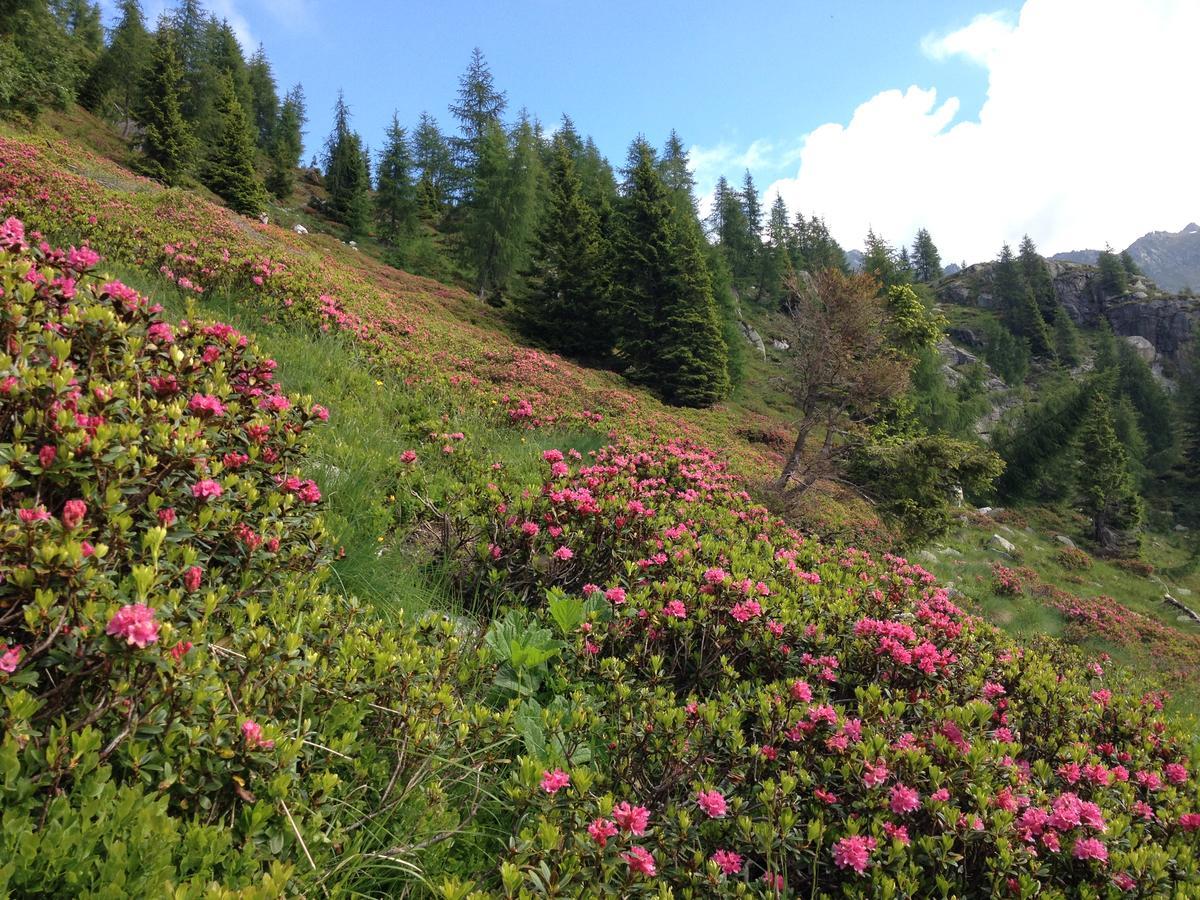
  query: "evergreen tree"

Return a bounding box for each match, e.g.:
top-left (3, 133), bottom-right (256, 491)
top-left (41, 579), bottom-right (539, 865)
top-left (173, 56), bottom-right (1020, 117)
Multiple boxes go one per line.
top-left (412, 111), bottom-right (454, 219)
top-left (464, 118), bottom-right (539, 300)
top-left (1018, 235), bottom-right (1058, 323)
top-left (1115, 340), bottom-right (1176, 470)
top-left (1054, 310), bottom-right (1084, 367)
top-left (862, 228), bottom-right (900, 290)
top-left (708, 175), bottom-right (756, 289)
top-left (1076, 393), bottom-right (1143, 548)
top-left (739, 169), bottom-right (761, 287)
top-left (982, 318), bottom-right (1031, 386)
top-left (448, 47), bottom-right (506, 198)
top-left (265, 82), bottom-right (304, 200)
top-left (78, 0), bottom-right (150, 128)
top-left (793, 215), bottom-right (846, 274)
top-left (133, 26), bottom-right (194, 186)
top-left (911, 228), bottom-right (942, 282)
top-left (323, 91), bottom-right (370, 235)
top-left (897, 245), bottom-right (914, 283)
top-left (1097, 246), bottom-right (1129, 295)
top-left (657, 129), bottom-right (697, 219)
top-left (994, 243), bottom-right (1054, 358)
top-left (203, 72), bottom-right (266, 215)
top-left (0, 0), bottom-right (88, 115)
top-left (245, 44), bottom-right (278, 148)
top-left (1120, 249), bottom-right (1142, 279)
top-left (758, 193), bottom-right (795, 305)
top-left (611, 140), bottom-right (729, 406)
top-left (374, 113), bottom-right (418, 245)
top-left (576, 134), bottom-right (618, 217)
top-left (515, 135), bottom-right (611, 358)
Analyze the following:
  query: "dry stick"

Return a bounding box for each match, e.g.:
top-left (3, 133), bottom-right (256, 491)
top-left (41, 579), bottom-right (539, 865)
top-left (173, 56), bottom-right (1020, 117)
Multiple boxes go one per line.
top-left (281, 798), bottom-right (317, 870)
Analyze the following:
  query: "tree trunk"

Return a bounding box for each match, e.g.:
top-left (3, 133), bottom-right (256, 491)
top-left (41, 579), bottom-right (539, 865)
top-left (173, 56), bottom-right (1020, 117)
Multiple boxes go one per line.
top-left (774, 419), bottom-right (814, 491)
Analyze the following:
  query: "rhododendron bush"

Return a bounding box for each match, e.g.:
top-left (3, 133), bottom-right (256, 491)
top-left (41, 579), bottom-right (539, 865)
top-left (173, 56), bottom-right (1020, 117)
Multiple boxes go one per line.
top-left (0, 227), bottom-right (511, 894)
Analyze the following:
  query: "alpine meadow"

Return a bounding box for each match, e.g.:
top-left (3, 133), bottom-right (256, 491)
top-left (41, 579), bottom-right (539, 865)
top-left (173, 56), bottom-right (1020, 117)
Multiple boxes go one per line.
top-left (3, 1), bottom-right (1200, 897)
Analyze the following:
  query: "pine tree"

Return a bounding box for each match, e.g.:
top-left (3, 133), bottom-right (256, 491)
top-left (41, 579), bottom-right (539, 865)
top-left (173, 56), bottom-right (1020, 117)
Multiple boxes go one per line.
top-left (133, 26), bottom-right (194, 186)
top-left (994, 243), bottom-right (1054, 359)
top-left (323, 91), bottom-right (370, 235)
top-left (413, 111), bottom-right (454, 219)
top-left (911, 228), bottom-right (942, 282)
top-left (1018, 235), bottom-right (1058, 323)
top-left (515, 135), bottom-right (611, 359)
top-left (1054, 310), bottom-right (1084, 367)
top-left (1076, 393), bottom-right (1143, 548)
top-left (245, 45), bottom-right (278, 148)
top-left (79, 0), bottom-right (150, 128)
top-left (611, 141), bottom-right (729, 406)
top-left (374, 113), bottom-right (418, 245)
top-left (203, 72), bottom-right (267, 215)
top-left (265, 83), bottom-right (304, 200)
top-left (1097, 246), bottom-right (1129, 296)
top-left (448, 47), bottom-right (506, 199)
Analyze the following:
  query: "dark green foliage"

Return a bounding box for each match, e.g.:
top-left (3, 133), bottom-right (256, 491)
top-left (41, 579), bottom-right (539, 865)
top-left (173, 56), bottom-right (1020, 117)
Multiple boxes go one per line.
top-left (707, 175), bottom-right (757, 291)
top-left (849, 433), bottom-right (1004, 545)
top-left (1054, 311), bottom-right (1084, 367)
top-left (981, 318), bottom-right (1030, 386)
top-left (862, 228), bottom-right (903, 290)
top-left (1120, 249), bottom-right (1141, 278)
top-left (323, 91), bottom-right (371, 235)
top-left (374, 113), bottom-right (419, 245)
top-left (791, 214), bottom-right (845, 275)
top-left (245, 44), bottom-right (277, 148)
top-left (464, 117), bottom-right (540, 300)
top-left (611, 141), bottom-right (729, 406)
top-left (78, 0), bottom-right (150, 127)
top-left (202, 72), bottom-right (266, 214)
top-left (910, 228), bottom-right (942, 282)
top-left (1113, 394), bottom-right (1149, 485)
top-left (1018, 235), bottom-right (1058, 323)
top-left (908, 349), bottom-right (991, 439)
top-left (994, 243), bottom-right (1054, 358)
top-left (265, 83), bottom-right (304, 200)
top-left (1097, 246), bottom-right (1129, 296)
top-left (515, 135), bottom-right (611, 360)
top-left (656, 129), bottom-right (697, 223)
top-left (1114, 339), bottom-right (1176, 471)
top-left (758, 193), bottom-right (794, 304)
top-left (1076, 393), bottom-right (1144, 549)
top-left (132, 27), bottom-right (195, 186)
top-left (448, 47), bottom-right (506, 198)
top-left (413, 111), bottom-right (454, 219)
top-left (0, 0), bottom-right (89, 115)
top-left (704, 241), bottom-right (747, 389)
top-left (993, 375), bottom-right (1096, 501)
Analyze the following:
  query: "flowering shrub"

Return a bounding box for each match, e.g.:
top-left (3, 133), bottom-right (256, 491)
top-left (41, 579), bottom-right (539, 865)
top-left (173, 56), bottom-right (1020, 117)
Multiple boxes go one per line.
top-left (0, 227), bottom-right (512, 893)
top-left (414, 443), bottom-right (1200, 896)
top-left (992, 563), bottom-right (1025, 596)
top-left (1055, 546), bottom-right (1093, 571)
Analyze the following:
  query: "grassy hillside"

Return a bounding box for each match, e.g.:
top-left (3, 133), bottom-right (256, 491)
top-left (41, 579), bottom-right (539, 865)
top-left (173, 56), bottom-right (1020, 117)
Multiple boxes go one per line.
top-left (3, 115), bottom-right (1200, 896)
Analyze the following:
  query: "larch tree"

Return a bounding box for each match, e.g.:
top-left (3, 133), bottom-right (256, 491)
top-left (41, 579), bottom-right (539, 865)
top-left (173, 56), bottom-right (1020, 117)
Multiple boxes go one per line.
top-left (1097, 246), bottom-right (1129, 296)
top-left (133, 26), bottom-right (195, 186)
top-left (374, 113), bottom-right (419, 245)
top-left (413, 111), bottom-right (454, 219)
top-left (203, 71), bottom-right (267, 215)
top-left (448, 47), bottom-right (506, 200)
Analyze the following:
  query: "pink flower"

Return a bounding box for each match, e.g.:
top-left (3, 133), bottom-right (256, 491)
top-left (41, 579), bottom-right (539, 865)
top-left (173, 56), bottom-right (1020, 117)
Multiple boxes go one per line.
top-left (542, 449), bottom-right (564, 463)
top-left (106, 603), bottom-right (160, 648)
top-left (587, 818), bottom-right (618, 847)
top-left (191, 479), bottom-right (223, 500)
top-left (605, 586), bottom-right (626, 605)
top-left (1112, 873), bottom-right (1137, 892)
top-left (711, 849), bottom-right (743, 875)
top-left (930, 788), bottom-right (950, 803)
top-left (863, 759), bottom-right (889, 788)
top-left (18, 506), bottom-right (50, 524)
top-left (521, 521), bottom-right (540, 537)
top-left (184, 565), bottom-right (203, 592)
top-left (790, 679), bottom-right (813, 702)
top-left (1180, 813), bottom-right (1200, 831)
top-left (61, 499), bottom-right (87, 529)
top-left (188, 393), bottom-right (227, 417)
top-left (553, 546), bottom-right (574, 561)
top-left (158, 507), bottom-right (177, 526)
top-left (147, 322), bottom-right (174, 344)
top-left (310, 404), bottom-right (329, 421)
top-left (730, 600), bottom-right (762, 622)
top-left (1164, 763), bottom-right (1188, 785)
top-left (890, 784), bottom-right (920, 815)
top-left (540, 769), bottom-right (570, 794)
top-left (400, 450), bottom-right (417, 464)
top-left (703, 567), bottom-right (728, 585)
top-left (832, 835), bottom-right (877, 874)
top-left (241, 720), bottom-right (275, 750)
top-left (38, 444), bottom-right (56, 468)
top-left (0, 644), bottom-right (22, 673)
top-left (696, 789), bottom-right (727, 818)
top-left (883, 822), bottom-right (910, 845)
top-left (622, 847), bottom-right (656, 877)
top-left (662, 600), bottom-right (687, 619)
top-left (982, 681), bottom-right (1006, 701)
top-left (169, 640), bottom-right (192, 662)
top-left (612, 801), bottom-right (650, 835)
top-left (1073, 837), bottom-right (1108, 863)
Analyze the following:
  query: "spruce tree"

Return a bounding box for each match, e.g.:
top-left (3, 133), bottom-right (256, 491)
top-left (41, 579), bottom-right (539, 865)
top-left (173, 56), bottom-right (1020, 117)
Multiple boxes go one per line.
top-left (265, 83), bottom-right (304, 200)
top-left (133, 27), bottom-right (195, 186)
top-left (204, 72), bottom-right (267, 215)
top-left (611, 141), bottom-right (729, 406)
top-left (994, 243), bottom-right (1054, 359)
top-left (79, 0), bottom-right (150, 128)
top-left (1097, 246), bottom-right (1129, 295)
top-left (323, 91), bottom-right (371, 235)
top-left (862, 228), bottom-right (899, 290)
top-left (246, 44), bottom-right (278, 148)
top-left (793, 215), bottom-right (846, 274)
top-left (657, 129), bottom-right (697, 220)
top-left (413, 111), bottom-right (454, 219)
top-left (515, 135), bottom-right (611, 359)
top-left (759, 193), bottom-right (795, 305)
top-left (1054, 310), bottom-right (1084, 367)
top-left (897, 246), bottom-right (914, 283)
top-left (1076, 393), bottom-right (1144, 547)
top-left (1018, 235), bottom-right (1058, 323)
top-left (1120, 250), bottom-right (1142, 279)
top-left (911, 228), bottom-right (942, 282)
top-left (374, 113), bottom-right (418, 245)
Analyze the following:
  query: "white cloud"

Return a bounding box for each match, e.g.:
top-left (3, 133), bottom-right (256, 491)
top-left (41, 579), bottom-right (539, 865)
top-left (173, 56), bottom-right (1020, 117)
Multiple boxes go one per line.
top-left (757, 0), bottom-right (1200, 263)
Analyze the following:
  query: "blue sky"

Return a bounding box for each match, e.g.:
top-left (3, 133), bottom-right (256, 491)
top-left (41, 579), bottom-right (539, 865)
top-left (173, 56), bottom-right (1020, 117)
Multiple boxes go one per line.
top-left (100, 1), bottom-right (1200, 262)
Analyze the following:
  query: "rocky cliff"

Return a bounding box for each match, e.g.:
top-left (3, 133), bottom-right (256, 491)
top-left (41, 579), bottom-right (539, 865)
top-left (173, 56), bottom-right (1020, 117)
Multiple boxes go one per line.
top-left (937, 260), bottom-right (1200, 370)
top-left (1049, 223), bottom-right (1200, 294)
